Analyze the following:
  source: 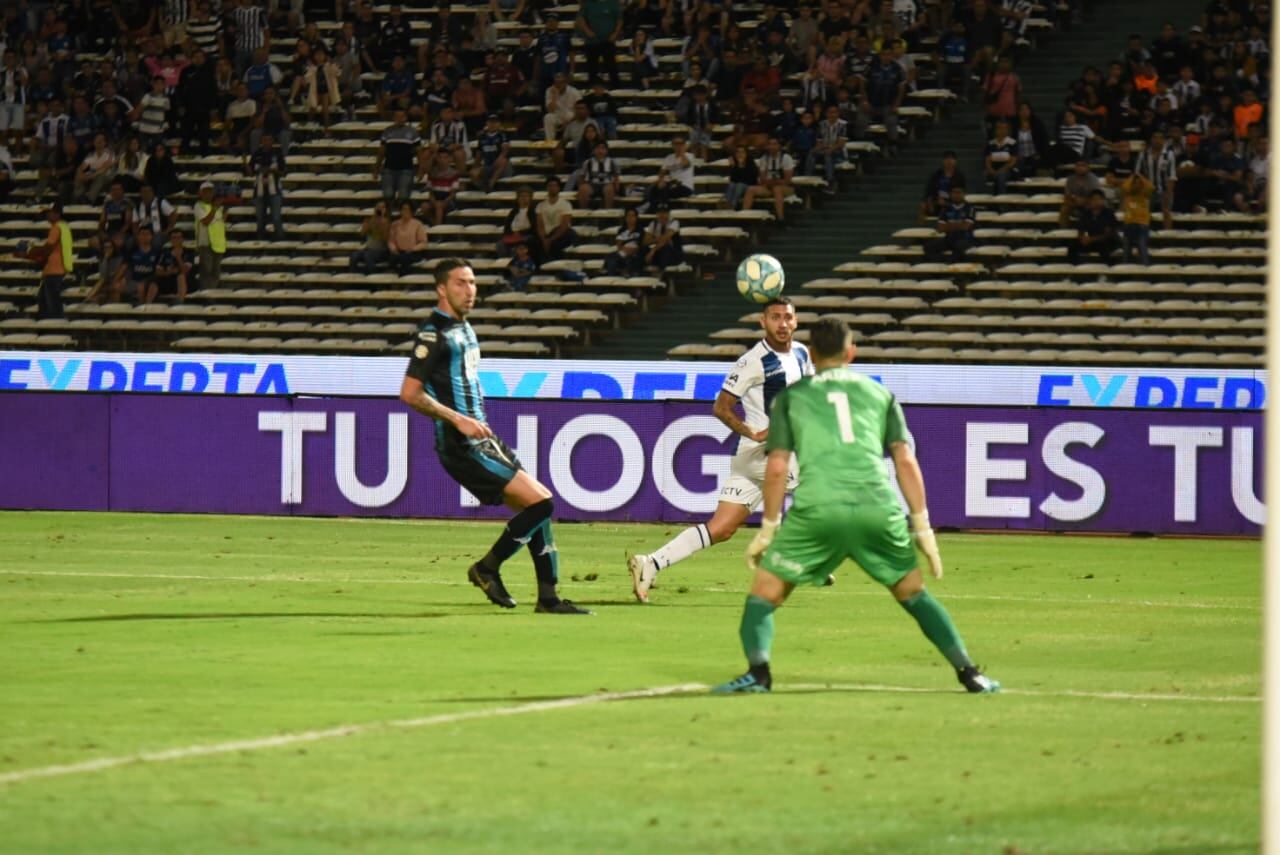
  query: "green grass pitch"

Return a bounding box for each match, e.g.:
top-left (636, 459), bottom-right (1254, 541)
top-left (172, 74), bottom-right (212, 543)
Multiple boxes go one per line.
top-left (0, 511), bottom-right (1261, 854)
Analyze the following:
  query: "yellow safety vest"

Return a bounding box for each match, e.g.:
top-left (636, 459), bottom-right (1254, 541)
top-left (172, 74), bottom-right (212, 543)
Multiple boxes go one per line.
top-left (197, 201), bottom-right (227, 253)
top-left (57, 220), bottom-right (74, 273)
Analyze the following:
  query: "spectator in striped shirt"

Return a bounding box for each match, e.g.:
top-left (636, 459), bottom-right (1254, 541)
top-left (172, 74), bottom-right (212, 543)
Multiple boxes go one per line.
top-left (132, 76), bottom-right (171, 149)
top-left (810, 104), bottom-right (848, 193)
top-left (0, 50), bottom-right (28, 149)
top-left (577, 141), bottom-right (620, 209)
top-left (230, 0), bottom-right (270, 76)
top-left (161, 0), bottom-right (191, 47)
top-left (1135, 129), bottom-right (1177, 229)
top-left (187, 2), bottom-right (225, 60)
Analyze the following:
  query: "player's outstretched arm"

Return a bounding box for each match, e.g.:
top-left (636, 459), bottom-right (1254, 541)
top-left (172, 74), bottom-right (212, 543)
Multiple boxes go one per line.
top-left (399, 375), bottom-right (492, 439)
top-left (889, 441), bottom-right (943, 579)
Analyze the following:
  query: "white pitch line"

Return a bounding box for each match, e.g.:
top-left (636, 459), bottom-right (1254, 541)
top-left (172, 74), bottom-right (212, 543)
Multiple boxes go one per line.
top-left (784, 683), bottom-right (1261, 704)
top-left (0, 683), bottom-right (706, 789)
top-left (0, 569), bottom-right (1260, 612)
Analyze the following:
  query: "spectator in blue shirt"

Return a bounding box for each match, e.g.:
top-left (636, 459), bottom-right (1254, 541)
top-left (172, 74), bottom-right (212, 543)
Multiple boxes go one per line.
top-left (379, 54), bottom-right (416, 119)
top-left (925, 184), bottom-right (977, 262)
top-left (471, 114), bottom-right (512, 190)
top-left (111, 225), bottom-right (163, 304)
top-left (860, 46), bottom-right (906, 150)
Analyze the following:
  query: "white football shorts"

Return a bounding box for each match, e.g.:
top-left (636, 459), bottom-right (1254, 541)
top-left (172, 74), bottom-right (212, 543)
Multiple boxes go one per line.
top-left (718, 449), bottom-right (799, 511)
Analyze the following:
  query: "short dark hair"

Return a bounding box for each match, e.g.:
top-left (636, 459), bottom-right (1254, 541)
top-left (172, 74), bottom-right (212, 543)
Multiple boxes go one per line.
top-left (810, 317), bottom-right (852, 360)
top-left (763, 295), bottom-right (794, 312)
top-left (434, 257), bottom-right (472, 286)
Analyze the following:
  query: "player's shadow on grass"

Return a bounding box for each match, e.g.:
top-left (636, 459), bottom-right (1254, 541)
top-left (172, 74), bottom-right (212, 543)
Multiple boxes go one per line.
top-left (40, 611), bottom-right (455, 623)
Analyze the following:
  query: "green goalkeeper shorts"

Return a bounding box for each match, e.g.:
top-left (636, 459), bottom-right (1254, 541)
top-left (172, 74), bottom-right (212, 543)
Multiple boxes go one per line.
top-left (760, 501), bottom-right (918, 588)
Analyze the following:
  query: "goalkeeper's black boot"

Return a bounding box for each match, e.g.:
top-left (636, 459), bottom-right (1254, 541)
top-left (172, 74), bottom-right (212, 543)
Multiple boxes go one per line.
top-left (957, 665), bottom-right (1000, 694)
top-left (467, 563), bottom-right (516, 609)
top-left (534, 598), bottom-right (594, 615)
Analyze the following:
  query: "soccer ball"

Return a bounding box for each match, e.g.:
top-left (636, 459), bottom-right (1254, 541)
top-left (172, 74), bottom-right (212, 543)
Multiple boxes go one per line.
top-left (736, 253), bottom-right (785, 303)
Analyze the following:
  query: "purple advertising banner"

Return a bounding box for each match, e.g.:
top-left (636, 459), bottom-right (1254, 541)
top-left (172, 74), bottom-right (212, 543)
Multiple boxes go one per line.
top-left (0, 394), bottom-right (1263, 535)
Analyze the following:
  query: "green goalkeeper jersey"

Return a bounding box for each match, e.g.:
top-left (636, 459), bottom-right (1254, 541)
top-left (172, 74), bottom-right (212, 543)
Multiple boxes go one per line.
top-left (765, 366), bottom-right (911, 511)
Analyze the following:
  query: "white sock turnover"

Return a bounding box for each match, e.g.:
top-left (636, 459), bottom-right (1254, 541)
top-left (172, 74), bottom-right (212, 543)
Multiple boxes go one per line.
top-left (648, 523), bottom-right (711, 573)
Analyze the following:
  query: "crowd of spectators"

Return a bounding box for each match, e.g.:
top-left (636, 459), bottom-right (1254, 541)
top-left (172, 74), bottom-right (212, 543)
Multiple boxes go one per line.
top-left (923, 2), bottom-right (1270, 267)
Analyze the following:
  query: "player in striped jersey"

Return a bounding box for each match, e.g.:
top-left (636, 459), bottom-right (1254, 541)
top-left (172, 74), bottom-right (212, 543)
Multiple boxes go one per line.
top-left (400, 258), bottom-right (591, 615)
top-left (629, 297), bottom-right (814, 602)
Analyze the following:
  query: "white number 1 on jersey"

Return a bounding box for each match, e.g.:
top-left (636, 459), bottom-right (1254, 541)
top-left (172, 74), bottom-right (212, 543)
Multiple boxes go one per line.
top-left (826, 392), bottom-right (856, 443)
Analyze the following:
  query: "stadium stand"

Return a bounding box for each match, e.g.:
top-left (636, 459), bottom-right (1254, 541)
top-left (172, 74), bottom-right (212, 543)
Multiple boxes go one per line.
top-left (0, 0), bottom-right (988, 358)
top-left (672, 1), bottom-right (1268, 366)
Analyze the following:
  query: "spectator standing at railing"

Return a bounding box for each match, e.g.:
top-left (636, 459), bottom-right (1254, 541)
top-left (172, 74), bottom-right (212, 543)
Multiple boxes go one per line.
top-left (685, 86), bottom-right (719, 161)
top-left (577, 0), bottom-right (623, 88)
top-left (376, 108), bottom-right (419, 208)
top-left (17, 202), bottom-right (75, 319)
top-left (536, 15), bottom-right (574, 95)
top-left (194, 181), bottom-right (228, 290)
top-left (132, 76), bottom-right (171, 150)
top-left (186, 2), bottom-right (226, 60)
top-left (1136, 128), bottom-right (1172, 229)
top-left (0, 49), bottom-right (29, 151)
top-left (483, 49), bottom-right (526, 122)
top-left (1118, 171), bottom-right (1153, 265)
top-left (230, 0), bottom-right (270, 77)
top-left (177, 47), bottom-right (218, 156)
top-left (860, 45), bottom-right (906, 153)
top-left (981, 56), bottom-right (1020, 135)
top-left (248, 133), bottom-right (288, 241)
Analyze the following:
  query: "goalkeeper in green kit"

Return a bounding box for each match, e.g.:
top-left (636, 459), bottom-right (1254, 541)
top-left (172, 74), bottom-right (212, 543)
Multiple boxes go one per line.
top-left (712, 317), bottom-right (1000, 694)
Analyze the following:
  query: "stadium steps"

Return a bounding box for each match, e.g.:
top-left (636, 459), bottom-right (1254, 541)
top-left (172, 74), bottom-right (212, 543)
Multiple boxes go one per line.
top-left (614, 0), bottom-right (1221, 360)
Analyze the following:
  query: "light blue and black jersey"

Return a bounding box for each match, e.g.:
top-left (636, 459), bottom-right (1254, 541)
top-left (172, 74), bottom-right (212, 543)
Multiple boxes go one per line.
top-left (405, 309), bottom-right (487, 453)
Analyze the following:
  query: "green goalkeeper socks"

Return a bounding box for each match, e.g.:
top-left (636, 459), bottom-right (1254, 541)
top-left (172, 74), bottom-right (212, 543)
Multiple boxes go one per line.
top-left (899, 590), bottom-right (974, 670)
top-left (739, 595), bottom-right (777, 666)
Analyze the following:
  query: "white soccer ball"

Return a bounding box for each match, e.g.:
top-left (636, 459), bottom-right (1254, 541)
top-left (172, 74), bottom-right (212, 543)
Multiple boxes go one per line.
top-left (736, 253), bottom-right (785, 304)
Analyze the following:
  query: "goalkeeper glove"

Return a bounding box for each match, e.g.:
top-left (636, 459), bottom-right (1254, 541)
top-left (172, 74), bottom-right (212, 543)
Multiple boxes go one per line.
top-left (745, 517), bottom-right (780, 573)
top-left (910, 510), bottom-right (943, 580)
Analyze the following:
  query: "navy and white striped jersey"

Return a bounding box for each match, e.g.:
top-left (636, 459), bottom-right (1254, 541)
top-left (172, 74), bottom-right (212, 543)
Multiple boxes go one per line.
top-left (721, 338), bottom-right (813, 459)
